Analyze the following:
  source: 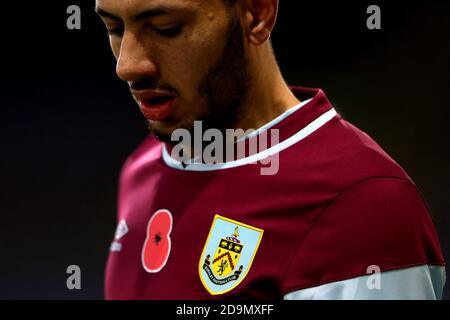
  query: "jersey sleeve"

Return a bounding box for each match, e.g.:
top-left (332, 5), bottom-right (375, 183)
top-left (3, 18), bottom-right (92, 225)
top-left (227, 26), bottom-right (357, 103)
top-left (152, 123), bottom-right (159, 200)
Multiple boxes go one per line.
top-left (283, 264), bottom-right (446, 300)
top-left (281, 177), bottom-right (446, 299)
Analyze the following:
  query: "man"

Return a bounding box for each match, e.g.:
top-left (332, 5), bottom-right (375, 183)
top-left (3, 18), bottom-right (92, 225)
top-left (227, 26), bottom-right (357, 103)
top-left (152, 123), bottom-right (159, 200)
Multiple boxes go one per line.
top-left (97, 0), bottom-right (446, 299)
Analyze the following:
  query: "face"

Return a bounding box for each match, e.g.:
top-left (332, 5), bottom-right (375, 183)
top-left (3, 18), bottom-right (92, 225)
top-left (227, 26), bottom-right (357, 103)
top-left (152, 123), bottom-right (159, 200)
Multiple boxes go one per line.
top-left (95, 0), bottom-right (251, 142)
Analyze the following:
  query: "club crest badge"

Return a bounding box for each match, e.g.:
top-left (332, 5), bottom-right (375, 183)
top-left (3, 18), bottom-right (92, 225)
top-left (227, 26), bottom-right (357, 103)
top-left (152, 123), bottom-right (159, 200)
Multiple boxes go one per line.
top-left (198, 215), bottom-right (264, 295)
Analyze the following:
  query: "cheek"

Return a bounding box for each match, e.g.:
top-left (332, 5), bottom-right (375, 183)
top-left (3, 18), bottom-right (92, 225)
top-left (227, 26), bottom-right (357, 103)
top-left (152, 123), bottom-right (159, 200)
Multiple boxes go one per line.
top-left (161, 28), bottom-right (229, 99)
top-left (162, 47), bottom-right (209, 94)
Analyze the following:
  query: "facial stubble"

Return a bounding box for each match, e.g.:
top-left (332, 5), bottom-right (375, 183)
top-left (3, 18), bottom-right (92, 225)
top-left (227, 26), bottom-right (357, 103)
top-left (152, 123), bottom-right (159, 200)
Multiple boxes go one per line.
top-left (149, 13), bottom-right (251, 143)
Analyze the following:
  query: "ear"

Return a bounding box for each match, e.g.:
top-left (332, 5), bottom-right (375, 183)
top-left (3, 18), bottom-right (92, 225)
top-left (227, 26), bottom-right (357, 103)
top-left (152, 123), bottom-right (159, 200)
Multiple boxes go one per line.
top-left (242, 0), bottom-right (278, 45)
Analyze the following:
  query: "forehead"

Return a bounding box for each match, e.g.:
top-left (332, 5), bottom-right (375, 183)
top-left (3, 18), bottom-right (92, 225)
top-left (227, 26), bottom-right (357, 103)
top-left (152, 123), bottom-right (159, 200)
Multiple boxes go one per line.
top-left (95, 0), bottom-right (212, 18)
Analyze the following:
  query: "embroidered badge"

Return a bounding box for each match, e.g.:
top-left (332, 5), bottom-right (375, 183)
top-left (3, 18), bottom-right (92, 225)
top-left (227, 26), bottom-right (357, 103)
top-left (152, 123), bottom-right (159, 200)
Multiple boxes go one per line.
top-left (199, 215), bottom-right (263, 295)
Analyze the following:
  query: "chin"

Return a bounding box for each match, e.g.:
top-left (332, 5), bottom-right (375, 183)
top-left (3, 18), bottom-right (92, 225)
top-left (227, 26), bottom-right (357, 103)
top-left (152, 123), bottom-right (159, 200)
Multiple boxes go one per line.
top-left (147, 120), bottom-right (182, 143)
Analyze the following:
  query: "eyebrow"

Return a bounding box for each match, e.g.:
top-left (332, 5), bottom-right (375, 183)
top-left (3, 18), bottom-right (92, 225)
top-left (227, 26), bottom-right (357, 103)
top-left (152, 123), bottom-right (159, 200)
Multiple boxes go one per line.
top-left (95, 6), bottom-right (185, 22)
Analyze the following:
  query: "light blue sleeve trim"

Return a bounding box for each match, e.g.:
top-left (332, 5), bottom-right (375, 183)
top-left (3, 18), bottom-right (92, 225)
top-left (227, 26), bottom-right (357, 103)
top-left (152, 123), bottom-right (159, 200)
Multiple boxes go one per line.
top-left (283, 265), bottom-right (446, 300)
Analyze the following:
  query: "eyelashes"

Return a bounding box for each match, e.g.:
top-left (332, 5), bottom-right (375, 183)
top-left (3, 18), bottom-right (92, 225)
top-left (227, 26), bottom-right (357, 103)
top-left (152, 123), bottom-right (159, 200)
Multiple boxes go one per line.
top-left (106, 25), bottom-right (183, 38)
top-left (152, 25), bottom-right (183, 37)
top-left (106, 27), bottom-right (124, 37)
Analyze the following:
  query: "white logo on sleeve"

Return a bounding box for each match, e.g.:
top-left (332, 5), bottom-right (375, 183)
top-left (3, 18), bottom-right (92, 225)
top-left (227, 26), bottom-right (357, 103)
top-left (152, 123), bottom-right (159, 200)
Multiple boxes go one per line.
top-left (110, 219), bottom-right (129, 252)
top-left (115, 219), bottom-right (129, 240)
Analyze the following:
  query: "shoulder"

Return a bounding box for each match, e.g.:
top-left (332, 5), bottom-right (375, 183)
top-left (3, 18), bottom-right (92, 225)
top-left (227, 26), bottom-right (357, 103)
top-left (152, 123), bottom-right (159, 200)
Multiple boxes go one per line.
top-left (281, 176), bottom-right (445, 294)
top-left (280, 115), bottom-right (413, 199)
top-left (322, 117), bottom-right (410, 180)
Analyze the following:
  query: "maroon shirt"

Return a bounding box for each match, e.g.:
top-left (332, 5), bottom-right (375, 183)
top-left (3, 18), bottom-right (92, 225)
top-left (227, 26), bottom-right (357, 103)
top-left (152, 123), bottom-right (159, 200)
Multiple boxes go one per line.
top-left (105, 87), bottom-right (444, 299)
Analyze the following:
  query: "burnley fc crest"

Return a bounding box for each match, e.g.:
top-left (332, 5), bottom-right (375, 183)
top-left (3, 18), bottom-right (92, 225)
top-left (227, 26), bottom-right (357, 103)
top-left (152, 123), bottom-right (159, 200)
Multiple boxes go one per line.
top-left (199, 215), bottom-right (264, 295)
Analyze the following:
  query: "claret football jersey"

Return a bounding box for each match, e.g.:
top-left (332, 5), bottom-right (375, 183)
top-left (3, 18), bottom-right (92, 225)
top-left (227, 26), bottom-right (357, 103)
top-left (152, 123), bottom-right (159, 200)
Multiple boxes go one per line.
top-left (105, 87), bottom-right (445, 300)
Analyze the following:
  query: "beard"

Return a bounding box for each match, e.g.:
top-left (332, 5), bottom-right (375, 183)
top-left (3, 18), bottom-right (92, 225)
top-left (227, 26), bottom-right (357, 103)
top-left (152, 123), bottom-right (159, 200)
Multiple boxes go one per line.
top-left (148, 12), bottom-right (251, 143)
top-left (196, 13), bottom-right (251, 133)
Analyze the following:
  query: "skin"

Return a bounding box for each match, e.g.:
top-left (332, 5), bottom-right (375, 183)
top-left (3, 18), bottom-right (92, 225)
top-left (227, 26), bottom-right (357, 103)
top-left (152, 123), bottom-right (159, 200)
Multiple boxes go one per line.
top-left (95, 0), bottom-right (300, 144)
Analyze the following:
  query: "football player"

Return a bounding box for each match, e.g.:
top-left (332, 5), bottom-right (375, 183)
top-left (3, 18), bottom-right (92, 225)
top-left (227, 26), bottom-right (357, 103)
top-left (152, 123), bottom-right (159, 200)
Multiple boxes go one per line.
top-left (95, 0), bottom-right (446, 299)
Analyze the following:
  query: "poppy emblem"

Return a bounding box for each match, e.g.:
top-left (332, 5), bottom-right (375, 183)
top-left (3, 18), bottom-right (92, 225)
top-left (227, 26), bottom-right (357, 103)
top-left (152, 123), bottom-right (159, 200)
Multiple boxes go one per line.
top-left (142, 209), bottom-right (173, 273)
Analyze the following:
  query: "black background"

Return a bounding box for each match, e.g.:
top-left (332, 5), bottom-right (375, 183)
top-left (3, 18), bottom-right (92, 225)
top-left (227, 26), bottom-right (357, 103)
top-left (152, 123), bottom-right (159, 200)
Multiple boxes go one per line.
top-left (0, 0), bottom-right (449, 299)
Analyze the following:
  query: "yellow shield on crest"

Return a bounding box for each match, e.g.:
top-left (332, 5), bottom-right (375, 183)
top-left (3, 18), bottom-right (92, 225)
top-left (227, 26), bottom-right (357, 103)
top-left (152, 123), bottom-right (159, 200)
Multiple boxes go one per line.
top-left (211, 235), bottom-right (244, 278)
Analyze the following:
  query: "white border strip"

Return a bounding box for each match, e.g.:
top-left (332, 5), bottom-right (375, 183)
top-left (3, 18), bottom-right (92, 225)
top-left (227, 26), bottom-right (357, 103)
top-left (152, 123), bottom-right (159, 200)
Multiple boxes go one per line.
top-left (284, 265), bottom-right (446, 300)
top-left (162, 108), bottom-right (337, 171)
top-left (243, 98), bottom-right (312, 140)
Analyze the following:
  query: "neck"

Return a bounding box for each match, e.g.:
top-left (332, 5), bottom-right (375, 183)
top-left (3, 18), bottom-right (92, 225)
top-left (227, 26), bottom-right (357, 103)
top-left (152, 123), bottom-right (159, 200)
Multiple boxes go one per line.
top-left (167, 44), bottom-right (299, 163)
top-left (233, 43), bottom-right (300, 131)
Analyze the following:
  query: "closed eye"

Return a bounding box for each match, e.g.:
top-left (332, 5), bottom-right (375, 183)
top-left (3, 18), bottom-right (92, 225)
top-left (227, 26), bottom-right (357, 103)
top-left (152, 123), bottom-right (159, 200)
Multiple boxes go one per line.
top-left (152, 24), bottom-right (183, 37)
top-left (106, 27), bottom-right (124, 37)
top-left (105, 24), bottom-right (183, 38)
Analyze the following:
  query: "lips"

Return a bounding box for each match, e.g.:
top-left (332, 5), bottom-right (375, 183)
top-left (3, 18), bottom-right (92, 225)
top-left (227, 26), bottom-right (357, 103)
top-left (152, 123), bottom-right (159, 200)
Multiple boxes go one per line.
top-left (132, 90), bottom-right (176, 121)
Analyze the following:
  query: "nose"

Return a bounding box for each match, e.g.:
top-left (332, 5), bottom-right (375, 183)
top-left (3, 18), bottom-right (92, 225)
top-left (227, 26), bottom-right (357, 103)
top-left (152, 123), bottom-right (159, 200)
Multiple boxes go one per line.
top-left (116, 32), bottom-right (159, 82)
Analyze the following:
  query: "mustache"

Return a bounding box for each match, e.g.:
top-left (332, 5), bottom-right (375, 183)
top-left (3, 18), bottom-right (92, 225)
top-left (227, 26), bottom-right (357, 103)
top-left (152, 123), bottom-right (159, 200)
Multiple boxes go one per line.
top-left (130, 78), bottom-right (177, 94)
